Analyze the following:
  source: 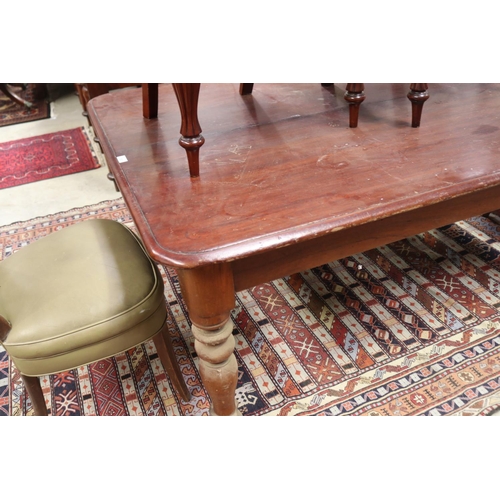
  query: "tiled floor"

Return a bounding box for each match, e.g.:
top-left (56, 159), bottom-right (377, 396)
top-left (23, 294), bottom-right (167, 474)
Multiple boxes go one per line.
top-left (0, 85), bottom-right (122, 226)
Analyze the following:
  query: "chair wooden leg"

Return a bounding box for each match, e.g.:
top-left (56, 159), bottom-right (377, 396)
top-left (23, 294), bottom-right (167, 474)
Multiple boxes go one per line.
top-left (21, 374), bottom-right (48, 416)
top-left (171, 83), bottom-right (205, 178)
top-left (142, 83), bottom-right (158, 119)
top-left (408, 83), bottom-right (429, 127)
top-left (153, 323), bottom-right (191, 402)
top-left (239, 83), bottom-right (254, 95)
top-left (344, 83), bottom-right (365, 128)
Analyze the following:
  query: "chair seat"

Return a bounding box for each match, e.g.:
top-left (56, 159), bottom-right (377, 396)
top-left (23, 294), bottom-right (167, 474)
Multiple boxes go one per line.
top-left (0, 219), bottom-right (166, 376)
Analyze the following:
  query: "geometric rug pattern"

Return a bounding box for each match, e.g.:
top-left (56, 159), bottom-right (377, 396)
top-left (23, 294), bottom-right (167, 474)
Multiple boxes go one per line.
top-left (1, 199), bottom-right (500, 416)
top-left (0, 127), bottom-right (100, 189)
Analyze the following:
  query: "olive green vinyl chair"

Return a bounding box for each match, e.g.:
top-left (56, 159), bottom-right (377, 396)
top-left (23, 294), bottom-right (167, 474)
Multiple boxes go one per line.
top-left (0, 218), bottom-right (190, 415)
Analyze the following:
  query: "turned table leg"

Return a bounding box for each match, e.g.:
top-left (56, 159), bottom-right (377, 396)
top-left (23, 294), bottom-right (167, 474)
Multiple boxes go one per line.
top-left (177, 263), bottom-right (240, 416)
top-left (344, 83), bottom-right (365, 128)
top-left (172, 83), bottom-right (205, 178)
top-left (408, 83), bottom-right (429, 127)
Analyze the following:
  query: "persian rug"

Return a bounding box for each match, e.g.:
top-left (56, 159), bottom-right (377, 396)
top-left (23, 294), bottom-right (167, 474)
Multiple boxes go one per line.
top-left (0, 127), bottom-right (100, 189)
top-left (1, 199), bottom-right (500, 416)
top-left (0, 84), bottom-right (50, 128)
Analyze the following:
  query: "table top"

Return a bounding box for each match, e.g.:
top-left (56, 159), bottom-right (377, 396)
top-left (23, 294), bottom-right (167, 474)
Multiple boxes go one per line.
top-left (88, 83), bottom-right (500, 268)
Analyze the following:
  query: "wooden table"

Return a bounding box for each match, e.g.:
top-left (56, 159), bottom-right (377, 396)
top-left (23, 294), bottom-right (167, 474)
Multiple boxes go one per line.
top-left (88, 83), bottom-right (500, 416)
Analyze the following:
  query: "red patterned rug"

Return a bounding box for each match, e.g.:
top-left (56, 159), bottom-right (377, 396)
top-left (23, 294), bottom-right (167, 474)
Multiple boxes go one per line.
top-left (0, 84), bottom-right (50, 128)
top-left (0, 127), bottom-right (100, 189)
top-left (1, 199), bottom-right (500, 416)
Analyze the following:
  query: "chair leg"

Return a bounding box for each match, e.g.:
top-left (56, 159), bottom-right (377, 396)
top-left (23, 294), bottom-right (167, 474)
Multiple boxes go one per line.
top-left (21, 374), bottom-right (48, 416)
top-left (171, 83), bottom-right (205, 178)
top-left (239, 83), bottom-right (254, 95)
top-left (344, 83), bottom-right (365, 128)
top-left (142, 83), bottom-right (158, 119)
top-left (153, 323), bottom-right (191, 402)
top-left (408, 83), bottom-right (429, 128)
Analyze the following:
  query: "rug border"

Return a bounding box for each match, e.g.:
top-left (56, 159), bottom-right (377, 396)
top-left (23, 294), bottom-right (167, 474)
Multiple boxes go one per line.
top-left (0, 126), bottom-right (101, 190)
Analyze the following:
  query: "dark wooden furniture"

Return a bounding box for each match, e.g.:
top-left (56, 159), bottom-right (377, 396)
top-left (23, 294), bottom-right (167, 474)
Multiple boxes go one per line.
top-left (242, 83), bottom-right (429, 129)
top-left (142, 83), bottom-right (429, 177)
top-left (0, 83), bottom-right (33, 108)
top-left (75, 83), bottom-right (159, 121)
top-left (342, 83), bottom-right (428, 128)
top-left (88, 83), bottom-right (500, 416)
top-left (75, 83), bottom-right (141, 119)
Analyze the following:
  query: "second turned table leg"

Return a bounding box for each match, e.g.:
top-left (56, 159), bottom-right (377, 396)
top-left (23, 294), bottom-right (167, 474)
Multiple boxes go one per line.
top-left (176, 263), bottom-right (240, 416)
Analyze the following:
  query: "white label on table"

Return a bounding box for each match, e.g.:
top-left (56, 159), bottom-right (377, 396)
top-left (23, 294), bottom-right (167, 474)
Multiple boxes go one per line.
top-left (117, 155), bottom-right (128, 163)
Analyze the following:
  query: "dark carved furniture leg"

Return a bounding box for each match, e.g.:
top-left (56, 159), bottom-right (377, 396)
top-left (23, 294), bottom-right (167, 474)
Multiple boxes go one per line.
top-left (0, 83), bottom-right (33, 108)
top-left (21, 374), bottom-right (48, 416)
top-left (239, 83), bottom-right (254, 95)
top-left (408, 84), bottom-right (429, 127)
top-left (344, 83), bottom-right (365, 128)
top-left (171, 83), bottom-right (205, 178)
top-left (142, 84), bottom-right (159, 119)
top-left (152, 322), bottom-right (191, 402)
top-left (176, 264), bottom-right (240, 416)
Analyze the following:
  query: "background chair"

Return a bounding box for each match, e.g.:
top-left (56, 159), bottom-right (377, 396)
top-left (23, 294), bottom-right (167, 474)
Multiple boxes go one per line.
top-left (140, 83), bottom-right (429, 178)
top-left (0, 83), bottom-right (33, 108)
top-left (0, 218), bottom-right (189, 415)
top-left (242, 83), bottom-right (429, 128)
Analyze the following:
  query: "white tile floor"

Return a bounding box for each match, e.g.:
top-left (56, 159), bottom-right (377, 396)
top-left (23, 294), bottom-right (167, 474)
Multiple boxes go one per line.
top-left (0, 86), bottom-right (122, 226)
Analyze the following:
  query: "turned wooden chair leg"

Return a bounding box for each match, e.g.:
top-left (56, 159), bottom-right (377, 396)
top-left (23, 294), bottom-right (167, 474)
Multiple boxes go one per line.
top-left (153, 323), bottom-right (191, 402)
top-left (408, 83), bottom-right (429, 127)
top-left (172, 83), bottom-right (205, 177)
top-left (21, 374), bottom-right (48, 416)
top-left (344, 83), bottom-right (365, 128)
